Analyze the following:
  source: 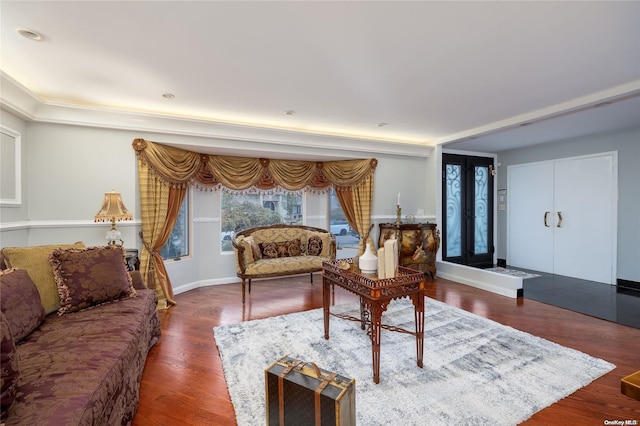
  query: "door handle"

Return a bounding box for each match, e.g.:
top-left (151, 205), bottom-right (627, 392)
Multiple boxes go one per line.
top-left (544, 211), bottom-right (550, 227)
top-left (557, 211), bottom-right (563, 228)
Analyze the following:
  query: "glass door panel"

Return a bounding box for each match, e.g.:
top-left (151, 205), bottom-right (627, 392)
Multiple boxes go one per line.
top-left (474, 166), bottom-right (489, 255)
top-left (445, 164), bottom-right (462, 258)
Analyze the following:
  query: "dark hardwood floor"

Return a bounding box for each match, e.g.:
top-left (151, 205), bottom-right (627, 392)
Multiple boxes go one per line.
top-left (132, 274), bottom-right (640, 426)
top-left (523, 271), bottom-right (640, 328)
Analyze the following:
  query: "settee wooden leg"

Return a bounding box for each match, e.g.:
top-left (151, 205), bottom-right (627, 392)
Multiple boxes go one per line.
top-left (248, 279), bottom-right (252, 293)
top-left (242, 279), bottom-right (246, 304)
top-left (310, 272), bottom-right (313, 284)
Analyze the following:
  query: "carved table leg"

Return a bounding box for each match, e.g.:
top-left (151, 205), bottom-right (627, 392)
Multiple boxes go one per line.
top-left (411, 292), bottom-right (425, 368)
top-left (323, 275), bottom-right (331, 340)
top-left (370, 302), bottom-right (382, 384)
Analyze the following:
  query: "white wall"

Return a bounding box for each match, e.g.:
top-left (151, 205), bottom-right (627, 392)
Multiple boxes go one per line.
top-left (0, 111), bottom-right (436, 293)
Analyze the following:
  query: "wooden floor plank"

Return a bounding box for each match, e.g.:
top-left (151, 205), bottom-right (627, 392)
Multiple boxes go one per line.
top-left (132, 274), bottom-right (640, 426)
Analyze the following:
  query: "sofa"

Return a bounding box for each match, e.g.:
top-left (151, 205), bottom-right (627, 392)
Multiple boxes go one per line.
top-left (0, 243), bottom-right (161, 426)
top-left (233, 224), bottom-right (336, 303)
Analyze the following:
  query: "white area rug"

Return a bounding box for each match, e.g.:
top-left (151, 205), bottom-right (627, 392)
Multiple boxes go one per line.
top-left (485, 267), bottom-right (541, 279)
top-left (214, 297), bottom-right (614, 425)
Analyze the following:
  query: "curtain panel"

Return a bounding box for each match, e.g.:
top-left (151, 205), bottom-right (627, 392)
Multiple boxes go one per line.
top-left (132, 138), bottom-right (377, 306)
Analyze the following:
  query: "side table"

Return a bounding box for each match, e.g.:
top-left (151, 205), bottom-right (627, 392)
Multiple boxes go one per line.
top-left (322, 258), bottom-right (426, 384)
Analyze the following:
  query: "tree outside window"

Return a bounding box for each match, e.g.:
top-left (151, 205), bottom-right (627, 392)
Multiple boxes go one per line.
top-left (221, 191), bottom-right (303, 252)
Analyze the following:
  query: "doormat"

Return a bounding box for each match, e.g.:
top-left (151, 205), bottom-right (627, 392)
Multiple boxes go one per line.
top-left (485, 267), bottom-right (541, 279)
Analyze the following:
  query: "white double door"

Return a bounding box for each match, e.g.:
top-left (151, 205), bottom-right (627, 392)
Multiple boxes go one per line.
top-left (507, 152), bottom-right (617, 284)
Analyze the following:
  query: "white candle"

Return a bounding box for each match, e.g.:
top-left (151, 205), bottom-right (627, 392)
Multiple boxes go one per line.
top-left (397, 192), bottom-right (400, 206)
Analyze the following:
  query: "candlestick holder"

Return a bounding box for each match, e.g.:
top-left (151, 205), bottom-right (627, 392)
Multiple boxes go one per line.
top-left (396, 204), bottom-right (402, 225)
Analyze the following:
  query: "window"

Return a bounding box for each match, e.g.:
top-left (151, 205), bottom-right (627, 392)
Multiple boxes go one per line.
top-left (221, 191), bottom-right (303, 252)
top-left (160, 192), bottom-right (189, 260)
top-left (328, 188), bottom-right (359, 257)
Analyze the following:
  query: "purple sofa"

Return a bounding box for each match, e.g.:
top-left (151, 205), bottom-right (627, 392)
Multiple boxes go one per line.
top-left (0, 245), bottom-right (160, 425)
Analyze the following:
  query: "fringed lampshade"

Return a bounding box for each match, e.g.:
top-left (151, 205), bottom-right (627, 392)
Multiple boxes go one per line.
top-left (95, 190), bottom-right (133, 246)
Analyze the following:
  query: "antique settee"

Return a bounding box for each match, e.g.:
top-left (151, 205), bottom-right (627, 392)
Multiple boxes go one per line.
top-left (0, 243), bottom-right (160, 425)
top-left (232, 224), bottom-right (336, 303)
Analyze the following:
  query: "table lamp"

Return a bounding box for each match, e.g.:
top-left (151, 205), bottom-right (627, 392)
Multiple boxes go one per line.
top-left (94, 190), bottom-right (133, 246)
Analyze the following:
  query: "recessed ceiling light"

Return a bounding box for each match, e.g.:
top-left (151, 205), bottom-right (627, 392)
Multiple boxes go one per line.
top-left (377, 122), bottom-right (388, 127)
top-left (17, 28), bottom-right (44, 41)
top-left (284, 110), bottom-right (296, 116)
top-left (162, 93), bottom-right (175, 99)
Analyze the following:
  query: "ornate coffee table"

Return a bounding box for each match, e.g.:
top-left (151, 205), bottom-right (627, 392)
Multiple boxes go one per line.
top-left (322, 258), bottom-right (426, 384)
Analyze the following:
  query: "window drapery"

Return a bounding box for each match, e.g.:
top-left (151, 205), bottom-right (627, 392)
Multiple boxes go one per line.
top-left (132, 138), bottom-right (376, 191)
top-left (137, 153), bottom-right (186, 309)
top-left (132, 138), bottom-right (377, 305)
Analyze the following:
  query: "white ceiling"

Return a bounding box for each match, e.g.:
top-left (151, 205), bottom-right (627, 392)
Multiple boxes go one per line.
top-left (1, 1), bottom-right (639, 153)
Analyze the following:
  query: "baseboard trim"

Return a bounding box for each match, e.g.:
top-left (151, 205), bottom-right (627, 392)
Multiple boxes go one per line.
top-left (617, 278), bottom-right (640, 292)
top-left (436, 261), bottom-right (522, 299)
top-left (171, 272), bottom-right (324, 296)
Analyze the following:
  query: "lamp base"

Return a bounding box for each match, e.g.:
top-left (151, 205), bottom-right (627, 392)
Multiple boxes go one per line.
top-left (106, 222), bottom-right (124, 247)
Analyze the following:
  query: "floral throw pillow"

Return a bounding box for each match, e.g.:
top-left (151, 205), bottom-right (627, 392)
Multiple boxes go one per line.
top-left (49, 246), bottom-right (136, 316)
top-left (260, 239), bottom-right (302, 258)
top-left (260, 242), bottom-right (279, 259)
top-left (0, 268), bottom-right (46, 343)
top-left (307, 236), bottom-right (324, 256)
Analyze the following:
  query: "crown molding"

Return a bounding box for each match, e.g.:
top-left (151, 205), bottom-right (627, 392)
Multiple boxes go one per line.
top-left (0, 72), bottom-right (433, 159)
top-left (436, 80), bottom-right (640, 145)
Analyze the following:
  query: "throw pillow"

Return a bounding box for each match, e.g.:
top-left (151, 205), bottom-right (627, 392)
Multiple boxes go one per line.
top-left (1, 242), bottom-right (86, 314)
top-left (307, 235), bottom-right (324, 256)
top-left (0, 312), bottom-right (19, 422)
top-left (260, 239), bottom-right (302, 258)
top-left (260, 242), bottom-right (279, 259)
top-left (241, 236), bottom-right (254, 264)
top-left (246, 236), bottom-right (262, 261)
top-left (283, 238), bottom-right (302, 257)
top-left (49, 246), bottom-right (136, 316)
top-left (306, 231), bottom-right (332, 257)
top-left (0, 269), bottom-right (46, 343)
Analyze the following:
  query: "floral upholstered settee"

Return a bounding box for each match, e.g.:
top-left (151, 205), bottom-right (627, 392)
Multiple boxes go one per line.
top-left (0, 243), bottom-right (160, 426)
top-left (233, 224), bottom-right (336, 303)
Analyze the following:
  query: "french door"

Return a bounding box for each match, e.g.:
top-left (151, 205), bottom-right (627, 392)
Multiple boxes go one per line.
top-left (442, 154), bottom-right (494, 268)
top-left (507, 153), bottom-right (616, 284)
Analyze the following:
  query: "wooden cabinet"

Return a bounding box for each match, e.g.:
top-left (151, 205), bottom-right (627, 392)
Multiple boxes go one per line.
top-left (378, 223), bottom-right (440, 278)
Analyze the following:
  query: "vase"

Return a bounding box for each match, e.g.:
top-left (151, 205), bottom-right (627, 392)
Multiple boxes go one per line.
top-left (359, 243), bottom-right (378, 273)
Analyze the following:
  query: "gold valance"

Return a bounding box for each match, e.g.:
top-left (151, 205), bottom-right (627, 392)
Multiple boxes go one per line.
top-left (132, 138), bottom-right (377, 192)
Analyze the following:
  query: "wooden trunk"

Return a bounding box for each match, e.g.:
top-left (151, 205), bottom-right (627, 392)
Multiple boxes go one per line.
top-left (265, 356), bottom-right (355, 426)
